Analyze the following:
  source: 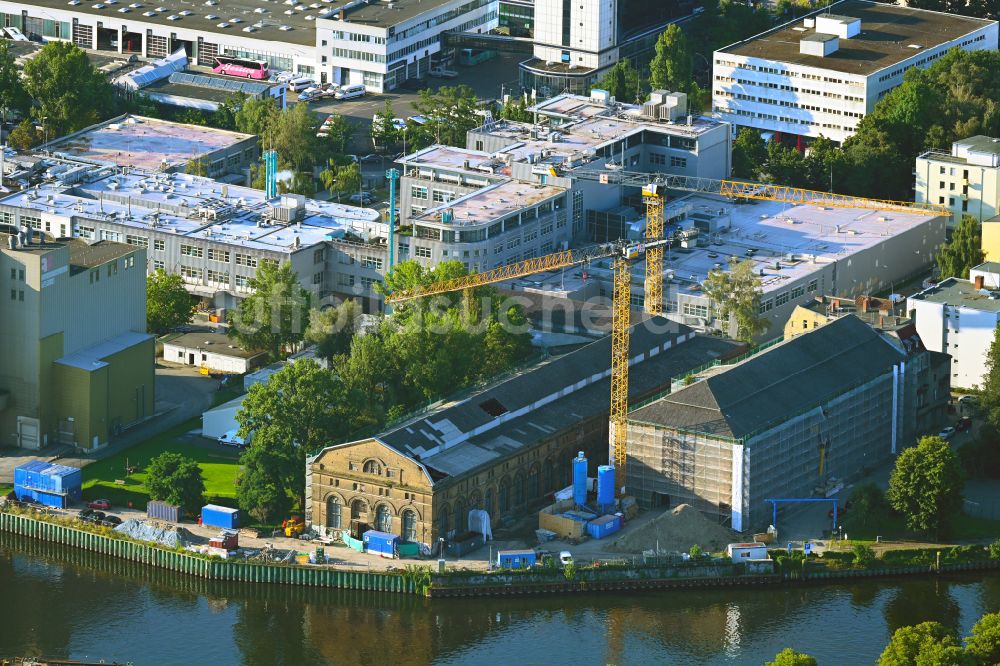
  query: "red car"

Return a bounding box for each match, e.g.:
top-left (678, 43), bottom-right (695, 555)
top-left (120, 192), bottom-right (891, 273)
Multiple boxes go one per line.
top-left (87, 499), bottom-right (111, 510)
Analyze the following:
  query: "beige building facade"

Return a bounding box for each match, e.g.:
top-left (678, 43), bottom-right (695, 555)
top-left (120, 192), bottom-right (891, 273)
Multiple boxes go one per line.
top-left (0, 232), bottom-right (153, 450)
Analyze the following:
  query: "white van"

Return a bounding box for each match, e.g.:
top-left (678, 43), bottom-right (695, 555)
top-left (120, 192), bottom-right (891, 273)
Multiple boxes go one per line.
top-left (334, 84), bottom-right (365, 100)
top-left (288, 77), bottom-right (315, 92)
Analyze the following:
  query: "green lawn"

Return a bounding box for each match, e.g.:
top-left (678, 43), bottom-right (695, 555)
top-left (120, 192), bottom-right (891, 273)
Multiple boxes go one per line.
top-left (81, 417), bottom-right (242, 510)
top-left (842, 508), bottom-right (1000, 544)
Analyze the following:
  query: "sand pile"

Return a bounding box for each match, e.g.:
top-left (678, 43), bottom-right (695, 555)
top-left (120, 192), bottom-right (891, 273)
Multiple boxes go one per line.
top-left (607, 504), bottom-right (734, 554)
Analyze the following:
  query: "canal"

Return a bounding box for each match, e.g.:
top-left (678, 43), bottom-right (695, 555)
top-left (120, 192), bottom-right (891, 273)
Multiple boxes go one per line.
top-left (1, 533), bottom-right (998, 665)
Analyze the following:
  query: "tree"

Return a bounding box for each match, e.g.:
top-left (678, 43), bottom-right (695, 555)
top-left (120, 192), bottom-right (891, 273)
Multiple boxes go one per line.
top-left (185, 157), bottom-right (209, 176)
top-left (702, 257), bottom-right (769, 343)
top-left (371, 99), bottom-right (399, 148)
top-left (212, 93), bottom-right (246, 131)
top-left (146, 269), bottom-right (195, 334)
top-left (236, 359), bottom-right (354, 515)
top-left (176, 109), bottom-right (209, 126)
top-left (499, 97), bottom-right (532, 122)
top-left (410, 85), bottom-right (481, 148)
top-left (649, 24), bottom-right (693, 95)
top-left (273, 102), bottom-right (323, 172)
top-left (982, 326), bottom-right (1000, 431)
top-left (23, 41), bottom-right (117, 135)
top-left (318, 113), bottom-right (353, 155)
top-left (228, 262), bottom-right (310, 360)
top-left (937, 214), bottom-right (983, 280)
top-left (0, 42), bottom-right (30, 121)
top-left (144, 452), bottom-right (205, 515)
top-left (845, 482), bottom-right (890, 530)
top-left (305, 300), bottom-right (362, 362)
top-left (235, 97), bottom-right (280, 138)
top-left (766, 648), bottom-right (817, 666)
top-left (732, 128), bottom-right (768, 180)
top-left (965, 612), bottom-right (1000, 665)
top-left (878, 622), bottom-right (965, 666)
top-left (320, 160), bottom-right (361, 202)
top-left (886, 436), bottom-right (965, 538)
top-left (7, 119), bottom-right (41, 151)
top-left (852, 544), bottom-right (876, 567)
top-left (237, 444), bottom-right (294, 524)
top-left (595, 58), bottom-right (641, 103)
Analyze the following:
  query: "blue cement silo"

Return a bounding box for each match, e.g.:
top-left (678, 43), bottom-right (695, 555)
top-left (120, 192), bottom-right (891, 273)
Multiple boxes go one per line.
top-left (597, 465), bottom-right (616, 509)
top-left (572, 451), bottom-right (588, 507)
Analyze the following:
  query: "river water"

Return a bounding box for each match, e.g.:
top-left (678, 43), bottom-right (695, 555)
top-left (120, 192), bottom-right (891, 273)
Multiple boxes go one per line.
top-left (1, 533), bottom-right (999, 666)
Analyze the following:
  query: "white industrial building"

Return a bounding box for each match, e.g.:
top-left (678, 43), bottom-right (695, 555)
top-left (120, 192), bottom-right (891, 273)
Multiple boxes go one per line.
top-left (910, 263), bottom-right (1000, 390)
top-left (201, 394), bottom-right (247, 439)
top-left (0, 0), bottom-right (496, 91)
top-left (916, 136), bottom-right (1000, 226)
top-left (712, 0), bottom-right (997, 144)
top-left (162, 332), bottom-right (265, 373)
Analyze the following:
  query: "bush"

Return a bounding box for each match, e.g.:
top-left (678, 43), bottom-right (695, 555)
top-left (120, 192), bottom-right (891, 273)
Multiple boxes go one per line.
top-left (852, 544), bottom-right (876, 567)
top-left (989, 539), bottom-right (1000, 559)
top-left (689, 544), bottom-right (703, 559)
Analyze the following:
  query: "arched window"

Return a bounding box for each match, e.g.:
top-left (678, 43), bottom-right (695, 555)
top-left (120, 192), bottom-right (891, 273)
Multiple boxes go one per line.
top-left (453, 499), bottom-right (466, 534)
top-left (326, 496), bottom-right (342, 529)
top-left (363, 460), bottom-right (381, 475)
top-left (438, 505), bottom-right (450, 537)
top-left (499, 478), bottom-right (510, 513)
top-left (543, 458), bottom-right (554, 492)
top-left (401, 509), bottom-right (417, 542)
top-left (351, 498), bottom-right (367, 521)
top-left (515, 473), bottom-right (525, 506)
top-left (528, 466), bottom-right (539, 500)
top-left (375, 504), bottom-right (392, 533)
top-left (485, 487), bottom-right (495, 516)
top-left (469, 490), bottom-right (482, 510)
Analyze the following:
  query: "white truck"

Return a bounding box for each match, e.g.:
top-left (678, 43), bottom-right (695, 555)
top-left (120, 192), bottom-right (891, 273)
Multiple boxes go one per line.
top-left (428, 67), bottom-right (459, 79)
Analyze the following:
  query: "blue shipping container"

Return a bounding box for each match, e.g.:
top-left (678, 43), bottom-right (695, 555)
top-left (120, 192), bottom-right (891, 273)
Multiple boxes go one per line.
top-left (497, 549), bottom-right (536, 569)
top-left (363, 530), bottom-right (398, 557)
top-left (201, 504), bottom-right (240, 529)
top-left (586, 514), bottom-right (622, 540)
top-left (13, 461), bottom-right (82, 508)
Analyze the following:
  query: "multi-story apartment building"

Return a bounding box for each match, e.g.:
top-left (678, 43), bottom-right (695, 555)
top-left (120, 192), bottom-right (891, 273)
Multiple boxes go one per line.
top-left (712, 1), bottom-right (997, 144)
top-left (0, 0), bottom-right (495, 91)
top-left (315, 0), bottom-right (497, 91)
top-left (0, 230), bottom-right (153, 451)
top-left (916, 136), bottom-right (1000, 228)
top-left (911, 263), bottom-right (1000, 390)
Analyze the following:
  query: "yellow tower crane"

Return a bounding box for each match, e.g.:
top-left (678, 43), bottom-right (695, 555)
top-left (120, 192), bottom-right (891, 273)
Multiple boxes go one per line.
top-left (384, 175), bottom-right (945, 492)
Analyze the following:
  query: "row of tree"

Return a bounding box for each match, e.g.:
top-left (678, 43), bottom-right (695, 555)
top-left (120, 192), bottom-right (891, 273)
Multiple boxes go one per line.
top-left (768, 611), bottom-right (1000, 665)
top-left (225, 259), bottom-right (534, 521)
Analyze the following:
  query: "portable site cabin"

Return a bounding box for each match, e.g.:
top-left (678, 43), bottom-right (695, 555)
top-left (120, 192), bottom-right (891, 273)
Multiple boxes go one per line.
top-left (726, 542), bottom-right (768, 562)
top-left (496, 549), bottom-right (536, 569)
top-left (201, 504), bottom-right (241, 529)
top-left (13, 461), bottom-right (82, 508)
top-left (363, 530), bottom-right (398, 558)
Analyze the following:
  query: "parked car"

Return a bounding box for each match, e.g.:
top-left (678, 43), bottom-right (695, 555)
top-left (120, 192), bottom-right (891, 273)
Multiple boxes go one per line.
top-left (407, 115), bottom-right (429, 125)
top-left (938, 426), bottom-right (957, 439)
top-left (218, 429), bottom-right (248, 448)
top-left (99, 515), bottom-right (123, 527)
top-left (428, 67), bottom-right (459, 78)
top-left (77, 508), bottom-right (95, 520)
top-left (87, 511), bottom-right (106, 523)
top-left (87, 499), bottom-right (111, 510)
top-left (349, 192), bottom-right (376, 205)
top-left (559, 550), bottom-right (573, 566)
top-left (959, 395), bottom-right (978, 406)
top-left (956, 417), bottom-right (973, 432)
top-left (359, 154), bottom-right (381, 163)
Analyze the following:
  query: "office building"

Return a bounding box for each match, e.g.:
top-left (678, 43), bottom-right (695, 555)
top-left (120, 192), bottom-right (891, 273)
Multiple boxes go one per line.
top-left (0, 0), bottom-right (496, 91)
top-left (306, 320), bottom-right (742, 545)
top-left (712, 1), bottom-right (997, 144)
top-left (0, 231), bottom-right (153, 451)
top-left (519, 0), bottom-right (686, 96)
top-left (523, 193), bottom-right (946, 340)
top-left (626, 315), bottom-right (945, 531)
top-left (916, 136), bottom-right (1000, 227)
top-left (910, 263), bottom-right (1000, 390)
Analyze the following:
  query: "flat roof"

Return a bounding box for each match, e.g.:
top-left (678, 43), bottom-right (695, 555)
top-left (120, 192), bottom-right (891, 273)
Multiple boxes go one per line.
top-left (721, 0), bottom-right (995, 76)
top-left (526, 95), bottom-right (612, 120)
top-left (43, 115), bottom-right (253, 172)
top-left (911, 277), bottom-right (1000, 312)
top-left (413, 180), bottom-right (565, 227)
top-left (0, 232), bottom-right (135, 267)
top-left (531, 194), bottom-right (940, 298)
top-left (398, 145), bottom-right (508, 176)
top-left (20, 0), bottom-right (322, 46)
top-left (325, 0), bottom-right (455, 28)
top-left (163, 332), bottom-right (262, 358)
top-left (55, 331), bottom-right (154, 371)
top-left (1, 169), bottom-right (384, 254)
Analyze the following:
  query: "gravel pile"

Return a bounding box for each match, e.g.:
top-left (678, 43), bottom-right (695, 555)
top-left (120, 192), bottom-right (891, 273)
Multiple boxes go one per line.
top-left (607, 504), bottom-right (734, 554)
top-left (114, 519), bottom-right (195, 549)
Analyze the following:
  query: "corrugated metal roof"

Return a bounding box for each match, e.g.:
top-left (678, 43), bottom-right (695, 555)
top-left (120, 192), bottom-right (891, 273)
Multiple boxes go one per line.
top-left (629, 315), bottom-right (905, 440)
top-left (16, 460), bottom-right (80, 477)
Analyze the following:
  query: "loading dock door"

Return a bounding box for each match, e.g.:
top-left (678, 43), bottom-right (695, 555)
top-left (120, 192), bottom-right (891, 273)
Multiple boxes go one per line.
top-left (17, 416), bottom-right (39, 450)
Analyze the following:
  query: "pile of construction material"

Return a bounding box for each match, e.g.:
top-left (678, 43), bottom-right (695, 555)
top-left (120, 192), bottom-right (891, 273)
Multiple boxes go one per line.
top-left (606, 504), bottom-right (734, 554)
top-left (114, 519), bottom-right (195, 549)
